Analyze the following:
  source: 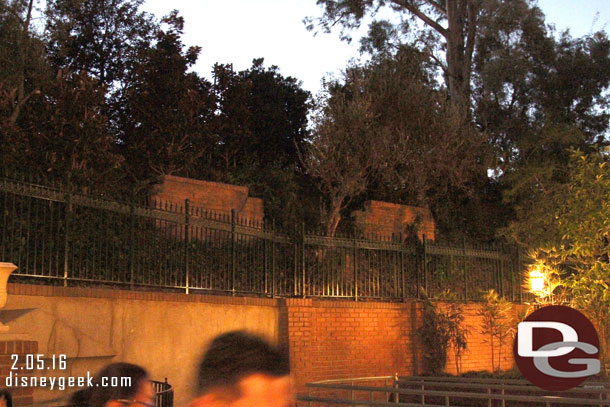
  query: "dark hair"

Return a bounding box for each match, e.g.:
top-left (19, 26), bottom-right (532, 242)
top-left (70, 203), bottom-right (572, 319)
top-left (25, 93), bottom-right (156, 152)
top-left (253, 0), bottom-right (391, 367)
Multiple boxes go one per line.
top-left (71, 362), bottom-right (149, 407)
top-left (0, 389), bottom-right (12, 407)
top-left (197, 331), bottom-right (290, 395)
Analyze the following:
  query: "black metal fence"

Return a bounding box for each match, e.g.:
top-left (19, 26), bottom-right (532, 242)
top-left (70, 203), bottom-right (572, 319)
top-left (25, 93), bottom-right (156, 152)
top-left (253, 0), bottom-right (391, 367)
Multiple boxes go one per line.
top-left (151, 378), bottom-right (174, 407)
top-left (0, 176), bottom-right (526, 301)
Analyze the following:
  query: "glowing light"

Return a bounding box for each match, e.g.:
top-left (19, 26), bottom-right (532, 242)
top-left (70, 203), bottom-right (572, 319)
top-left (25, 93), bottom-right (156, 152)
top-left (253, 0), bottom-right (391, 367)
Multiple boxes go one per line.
top-left (529, 268), bottom-right (546, 294)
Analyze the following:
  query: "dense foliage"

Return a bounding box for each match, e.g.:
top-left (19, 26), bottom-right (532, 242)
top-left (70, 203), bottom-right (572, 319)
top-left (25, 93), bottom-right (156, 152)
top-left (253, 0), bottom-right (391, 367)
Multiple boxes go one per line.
top-left (308, 0), bottom-right (610, 240)
top-left (1, 0), bottom-right (609, 239)
top-left (512, 150), bottom-right (610, 369)
top-left (0, 0), bottom-right (315, 227)
top-left (418, 294), bottom-right (468, 375)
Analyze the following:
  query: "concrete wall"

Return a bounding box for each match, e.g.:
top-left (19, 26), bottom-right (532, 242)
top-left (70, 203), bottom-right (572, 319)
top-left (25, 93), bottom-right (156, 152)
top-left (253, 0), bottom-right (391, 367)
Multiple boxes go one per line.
top-left (4, 284), bottom-right (279, 406)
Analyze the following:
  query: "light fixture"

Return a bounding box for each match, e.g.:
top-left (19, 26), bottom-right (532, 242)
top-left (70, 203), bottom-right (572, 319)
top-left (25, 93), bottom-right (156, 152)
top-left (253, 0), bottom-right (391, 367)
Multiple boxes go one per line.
top-left (529, 267), bottom-right (545, 294)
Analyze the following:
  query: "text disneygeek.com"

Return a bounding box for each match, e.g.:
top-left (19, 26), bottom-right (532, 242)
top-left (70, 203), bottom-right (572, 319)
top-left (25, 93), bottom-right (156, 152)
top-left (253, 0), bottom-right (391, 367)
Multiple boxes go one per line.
top-left (5, 372), bottom-right (132, 391)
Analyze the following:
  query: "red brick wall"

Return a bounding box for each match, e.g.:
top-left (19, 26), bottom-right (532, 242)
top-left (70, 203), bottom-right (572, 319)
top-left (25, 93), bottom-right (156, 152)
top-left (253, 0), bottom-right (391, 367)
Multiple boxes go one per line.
top-left (280, 299), bottom-right (521, 395)
top-left (152, 175), bottom-right (264, 223)
top-left (280, 299), bottom-right (419, 393)
top-left (443, 303), bottom-right (518, 375)
top-left (352, 200), bottom-right (436, 242)
top-left (0, 340), bottom-right (38, 406)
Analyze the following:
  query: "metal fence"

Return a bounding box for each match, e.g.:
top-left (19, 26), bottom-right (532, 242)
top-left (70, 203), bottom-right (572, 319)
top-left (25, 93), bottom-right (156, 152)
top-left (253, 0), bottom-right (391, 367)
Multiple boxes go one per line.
top-left (299, 375), bottom-right (610, 406)
top-left (151, 378), bottom-right (174, 407)
top-left (0, 176), bottom-right (526, 301)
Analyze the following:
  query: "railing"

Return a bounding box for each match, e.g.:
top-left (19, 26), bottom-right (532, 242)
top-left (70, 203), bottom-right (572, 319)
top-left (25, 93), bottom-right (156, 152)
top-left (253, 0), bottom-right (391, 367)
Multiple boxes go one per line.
top-left (0, 175), bottom-right (526, 301)
top-left (151, 378), bottom-right (173, 407)
top-left (299, 375), bottom-right (610, 406)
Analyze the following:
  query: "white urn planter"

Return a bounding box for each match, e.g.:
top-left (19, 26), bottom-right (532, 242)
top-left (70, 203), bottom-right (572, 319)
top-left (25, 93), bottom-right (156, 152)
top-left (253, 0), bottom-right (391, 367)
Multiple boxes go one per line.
top-left (0, 263), bottom-right (16, 331)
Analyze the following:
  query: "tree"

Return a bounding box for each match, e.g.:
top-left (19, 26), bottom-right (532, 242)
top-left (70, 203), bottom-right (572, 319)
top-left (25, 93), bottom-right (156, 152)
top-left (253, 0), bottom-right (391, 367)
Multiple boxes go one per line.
top-left (45, 0), bottom-right (156, 88)
top-left (303, 49), bottom-right (487, 237)
top-left (210, 59), bottom-right (311, 173)
top-left (118, 11), bottom-right (215, 186)
top-left (303, 69), bottom-right (382, 236)
top-left (442, 300), bottom-right (469, 375)
top-left (207, 59), bottom-right (313, 227)
top-left (418, 298), bottom-right (452, 375)
top-left (508, 150), bottom-right (610, 369)
top-left (310, 0), bottom-right (610, 241)
top-left (474, 2), bottom-right (610, 181)
top-left (552, 151), bottom-right (610, 368)
top-left (480, 6), bottom-right (610, 245)
top-left (417, 293), bottom-right (469, 375)
top-left (0, 0), bottom-right (49, 127)
top-left (477, 289), bottom-right (514, 372)
top-left (307, 0), bottom-right (488, 115)
top-left (9, 69), bottom-right (123, 191)
top-left (1, 0), bottom-right (125, 188)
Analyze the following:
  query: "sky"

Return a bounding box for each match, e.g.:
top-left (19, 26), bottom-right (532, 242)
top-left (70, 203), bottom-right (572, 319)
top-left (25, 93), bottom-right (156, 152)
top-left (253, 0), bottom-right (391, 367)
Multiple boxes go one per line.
top-left (140, 1), bottom-right (610, 96)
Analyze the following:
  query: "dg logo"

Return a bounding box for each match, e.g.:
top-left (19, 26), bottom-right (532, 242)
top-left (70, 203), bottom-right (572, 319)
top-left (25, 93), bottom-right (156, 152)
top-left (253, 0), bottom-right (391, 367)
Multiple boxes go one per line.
top-left (513, 305), bottom-right (600, 390)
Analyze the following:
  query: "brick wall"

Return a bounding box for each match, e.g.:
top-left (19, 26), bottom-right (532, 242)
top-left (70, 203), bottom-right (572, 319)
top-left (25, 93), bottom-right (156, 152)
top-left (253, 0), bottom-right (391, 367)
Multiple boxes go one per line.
top-left (280, 299), bottom-right (419, 393)
top-left (443, 303), bottom-right (517, 375)
top-left (6, 283), bottom-right (523, 404)
top-left (0, 340), bottom-right (38, 406)
top-left (280, 299), bottom-right (521, 395)
top-left (352, 200), bottom-right (436, 242)
top-left (152, 175), bottom-right (264, 223)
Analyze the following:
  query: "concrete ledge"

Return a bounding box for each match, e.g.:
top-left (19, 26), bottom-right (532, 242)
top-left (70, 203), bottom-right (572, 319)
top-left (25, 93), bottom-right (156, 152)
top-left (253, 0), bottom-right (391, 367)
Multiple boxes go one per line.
top-left (7, 283), bottom-right (279, 307)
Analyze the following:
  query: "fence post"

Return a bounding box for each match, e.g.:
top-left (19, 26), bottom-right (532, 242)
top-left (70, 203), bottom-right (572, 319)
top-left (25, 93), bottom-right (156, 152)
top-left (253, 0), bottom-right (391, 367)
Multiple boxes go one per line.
top-left (63, 184), bottom-right (72, 287)
top-left (393, 373), bottom-right (399, 404)
top-left (264, 221), bottom-right (268, 295)
top-left (293, 225), bottom-right (298, 296)
top-left (463, 237), bottom-right (467, 300)
top-left (129, 194), bottom-right (135, 290)
top-left (511, 245), bottom-right (517, 301)
top-left (353, 235), bottom-right (358, 301)
top-left (423, 235), bottom-right (428, 296)
top-left (184, 199), bottom-right (190, 294)
top-left (400, 233), bottom-right (406, 301)
top-left (415, 239), bottom-right (421, 300)
top-left (499, 243), bottom-right (505, 297)
top-left (231, 209), bottom-right (236, 296)
top-left (517, 246), bottom-right (523, 302)
top-left (487, 387), bottom-right (492, 407)
top-left (271, 220), bottom-right (276, 297)
top-left (301, 222), bottom-right (306, 298)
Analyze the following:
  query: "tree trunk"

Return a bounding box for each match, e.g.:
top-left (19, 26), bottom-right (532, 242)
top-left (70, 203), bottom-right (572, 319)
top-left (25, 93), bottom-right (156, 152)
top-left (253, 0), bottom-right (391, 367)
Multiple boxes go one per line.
top-left (445, 0), bottom-right (476, 118)
top-left (326, 196), bottom-right (344, 237)
top-left (8, 0), bottom-right (36, 127)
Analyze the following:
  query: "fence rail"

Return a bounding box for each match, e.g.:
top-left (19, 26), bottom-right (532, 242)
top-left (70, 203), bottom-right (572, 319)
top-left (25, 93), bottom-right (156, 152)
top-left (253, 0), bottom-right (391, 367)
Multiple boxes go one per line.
top-left (299, 376), bottom-right (610, 406)
top-left (0, 176), bottom-right (526, 301)
top-left (151, 378), bottom-right (173, 407)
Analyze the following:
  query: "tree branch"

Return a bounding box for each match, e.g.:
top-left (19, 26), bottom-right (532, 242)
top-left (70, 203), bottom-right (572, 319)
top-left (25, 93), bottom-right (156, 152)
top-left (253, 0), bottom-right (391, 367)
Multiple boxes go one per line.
top-left (0, 3), bottom-right (25, 27)
top-left (24, 0), bottom-right (34, 32)
top-left (464, 1), bottom-right (478, 87)
top-left (390, 0), bottom-right (448, 38)
top-left (8, 88), bottom-right (39, 126)
top-left (423, 0), bottom-right (447, 16)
